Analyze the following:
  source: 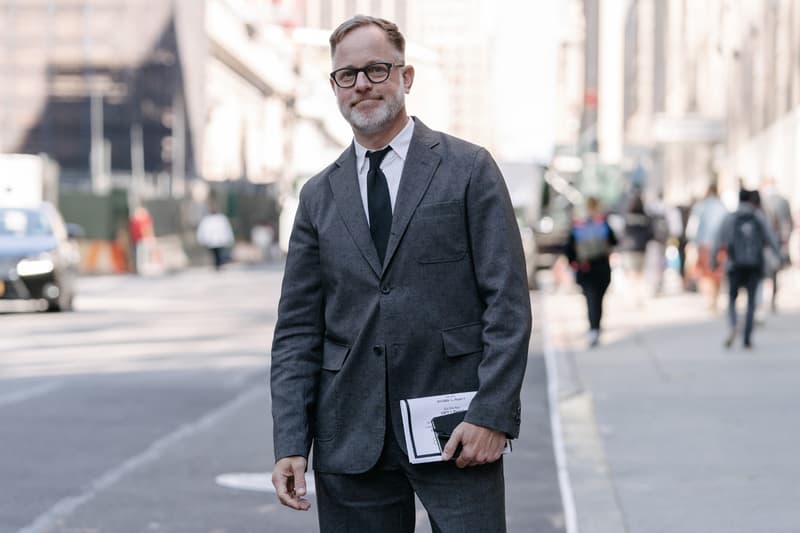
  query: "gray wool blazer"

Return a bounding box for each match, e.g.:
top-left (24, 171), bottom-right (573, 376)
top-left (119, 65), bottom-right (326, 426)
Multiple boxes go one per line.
top-left (271, 118), bottom-right (532, 474)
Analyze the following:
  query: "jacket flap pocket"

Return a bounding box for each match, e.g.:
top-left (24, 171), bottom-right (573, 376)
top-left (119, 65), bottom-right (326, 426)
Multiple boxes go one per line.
top-left (322, 339), bottom-right (350, 371)
top-left (441, 322), bottom-right (483, 357)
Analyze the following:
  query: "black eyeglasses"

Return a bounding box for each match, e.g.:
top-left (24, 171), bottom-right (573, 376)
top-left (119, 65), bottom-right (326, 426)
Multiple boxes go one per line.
top-left (330, 62), bottom-right (404, 88)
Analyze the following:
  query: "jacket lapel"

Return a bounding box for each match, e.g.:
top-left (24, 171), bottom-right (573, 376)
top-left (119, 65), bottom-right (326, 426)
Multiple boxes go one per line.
top-left (328, 145), bottom-right (383, 277)
top-left (382, 119), bottom-right (442, 271)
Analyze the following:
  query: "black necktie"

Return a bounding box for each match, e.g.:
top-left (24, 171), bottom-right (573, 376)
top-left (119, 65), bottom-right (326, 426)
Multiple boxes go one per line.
top-left (366, 146), bottom-right (393, 263)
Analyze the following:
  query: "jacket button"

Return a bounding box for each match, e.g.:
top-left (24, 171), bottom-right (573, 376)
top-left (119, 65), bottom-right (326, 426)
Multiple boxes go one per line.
top-left (373, 345), bottom-right (384, 356)
top-left (380, 285), bottom-right (391, 294)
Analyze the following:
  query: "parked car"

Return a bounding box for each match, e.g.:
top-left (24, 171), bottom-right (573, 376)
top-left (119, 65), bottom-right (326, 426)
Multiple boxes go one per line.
top-left (0, 202), bottom-right (82, 311)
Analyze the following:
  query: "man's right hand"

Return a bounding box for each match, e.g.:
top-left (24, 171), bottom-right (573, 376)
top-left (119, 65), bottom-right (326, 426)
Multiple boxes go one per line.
top-left (272, 455), bottom-right (311, 511)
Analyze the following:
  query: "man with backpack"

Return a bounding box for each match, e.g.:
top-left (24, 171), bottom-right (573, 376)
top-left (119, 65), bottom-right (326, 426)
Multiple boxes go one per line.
top-left (712, 189), bottom-right (779, 348)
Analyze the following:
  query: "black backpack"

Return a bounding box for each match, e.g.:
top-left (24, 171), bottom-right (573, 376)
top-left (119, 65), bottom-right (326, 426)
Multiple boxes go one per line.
top-left (729, 212), bottom-right (764, 268)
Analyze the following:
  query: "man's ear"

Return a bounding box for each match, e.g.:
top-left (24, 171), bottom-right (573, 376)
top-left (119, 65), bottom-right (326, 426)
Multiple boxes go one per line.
top-left (402, 65), bottom-right (415, 94)
top-left (330, 77), bottom-right (336, 94)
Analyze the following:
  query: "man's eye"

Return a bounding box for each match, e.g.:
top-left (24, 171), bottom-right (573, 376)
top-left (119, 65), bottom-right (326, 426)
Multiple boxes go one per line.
top-left (367, 65), bottom-right (387, 76)
top-left (339, 70), bottom-right (356, 81)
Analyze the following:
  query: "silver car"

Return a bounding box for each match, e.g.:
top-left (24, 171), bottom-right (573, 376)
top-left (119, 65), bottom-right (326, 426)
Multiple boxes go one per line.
top-left (0, 203), bottom-right (82, 311)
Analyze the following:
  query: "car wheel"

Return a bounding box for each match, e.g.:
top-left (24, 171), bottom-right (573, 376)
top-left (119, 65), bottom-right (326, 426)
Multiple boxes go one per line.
top-left (47, 290), bottom-right (73, 312)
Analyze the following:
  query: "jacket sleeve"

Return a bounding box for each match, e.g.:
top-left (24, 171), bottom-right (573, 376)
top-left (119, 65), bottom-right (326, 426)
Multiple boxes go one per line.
top-left (463, 148), bottom-right (532, 438)
top-left (270, 190), bottom-right (324, 461)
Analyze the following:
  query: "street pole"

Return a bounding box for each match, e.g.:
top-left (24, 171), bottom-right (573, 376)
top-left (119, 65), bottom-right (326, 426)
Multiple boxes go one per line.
top-left (90, 90), bottom-right (107, 194)
top-left (172, 90), bottom-right (186, 198)
top-left (130, 121), bottom-right (145, 210)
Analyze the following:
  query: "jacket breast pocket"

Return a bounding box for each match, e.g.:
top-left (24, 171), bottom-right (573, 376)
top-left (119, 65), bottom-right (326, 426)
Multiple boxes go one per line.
top-left (415, 201), bottom-right (467, 264)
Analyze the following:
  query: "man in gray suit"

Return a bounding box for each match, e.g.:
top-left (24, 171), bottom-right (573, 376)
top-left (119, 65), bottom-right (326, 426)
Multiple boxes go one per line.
top-left (271, 15), bottom-right (532, 532)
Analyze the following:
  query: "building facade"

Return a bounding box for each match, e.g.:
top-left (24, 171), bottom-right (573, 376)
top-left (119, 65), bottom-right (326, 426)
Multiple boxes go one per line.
top-left (203, 0), bottom-right (296, 186)
top-left (562, 0), bottom-right (800, 208)
top-left (716, 0), bottom-right (800, 207)
top-left (0, 0), bottom-right (206, 196)
top-left (295, 0), bottom-right (501, 151)
top-left (0, 0), bottom-right (307, 199)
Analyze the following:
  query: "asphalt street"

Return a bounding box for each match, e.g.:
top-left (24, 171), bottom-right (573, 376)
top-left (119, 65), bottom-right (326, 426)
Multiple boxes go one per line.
top-left (0, 264), bottom-right (564, 533)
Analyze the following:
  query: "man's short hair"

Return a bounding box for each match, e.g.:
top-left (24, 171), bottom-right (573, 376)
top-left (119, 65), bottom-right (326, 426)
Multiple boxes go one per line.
top-left (738, 188), bottom-right (749, 203)
top-left (329, 15), bottom-right (405, 59)
top-left (739, 188), bottom-right (760, 205)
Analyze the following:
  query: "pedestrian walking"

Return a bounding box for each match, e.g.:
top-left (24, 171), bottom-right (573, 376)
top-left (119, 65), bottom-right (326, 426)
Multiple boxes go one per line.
top-left (760, 177), bottom-right (794, 311)
top-left (269, 15), bottom-right (531, 533)
top-left (128, 205), bottom-right (156, 275)
top-left (712, 189), bottom-right (780, 348)
top-left (620, 189), bottom-right (654, 306)
top-left (685, 183), bottom-right (729, 310)
top-left (747, 189), bottom-right (772, 324)
top-left (646, 193), bottom-right (686, 295)
top-left (196, 204), bottom-right (234, 271)
top-left (565, 196), bottom-right (617, 347)
top-left (674, 202), bottom-right (692, 282)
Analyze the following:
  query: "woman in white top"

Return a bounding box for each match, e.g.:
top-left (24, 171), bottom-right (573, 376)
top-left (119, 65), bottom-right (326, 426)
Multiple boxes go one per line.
top-left (196, 206), bottom-right (234, 270)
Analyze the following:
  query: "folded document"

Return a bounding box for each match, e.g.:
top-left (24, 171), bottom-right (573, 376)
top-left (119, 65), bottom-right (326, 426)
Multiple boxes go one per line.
top-left (399, 391), bottom-right (511, 464)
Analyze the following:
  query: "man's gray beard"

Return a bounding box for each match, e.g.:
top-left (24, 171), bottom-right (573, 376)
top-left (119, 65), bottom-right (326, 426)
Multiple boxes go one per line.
top-left (342, 89), bottom-right (405, 136)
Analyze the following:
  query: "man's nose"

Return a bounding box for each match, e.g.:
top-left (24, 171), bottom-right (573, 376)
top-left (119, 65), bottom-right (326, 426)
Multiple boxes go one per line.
top-left (354, 71), bottom-right (372, 90)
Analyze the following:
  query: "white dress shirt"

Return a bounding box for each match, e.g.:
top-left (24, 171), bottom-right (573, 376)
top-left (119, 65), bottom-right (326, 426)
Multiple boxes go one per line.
top-left (353, 117), bottom-right (415, 225)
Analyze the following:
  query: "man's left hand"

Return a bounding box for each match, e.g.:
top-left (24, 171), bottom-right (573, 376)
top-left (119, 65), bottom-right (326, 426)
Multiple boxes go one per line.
top-left (441, 421), bottom-right (506, 468)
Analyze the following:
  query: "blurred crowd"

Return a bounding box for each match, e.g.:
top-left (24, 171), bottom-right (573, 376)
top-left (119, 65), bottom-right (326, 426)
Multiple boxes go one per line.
top-left (563, 177), bottom-right (796, 349)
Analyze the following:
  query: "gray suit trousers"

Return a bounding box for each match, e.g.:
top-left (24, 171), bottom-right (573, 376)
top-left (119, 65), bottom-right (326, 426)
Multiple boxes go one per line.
top-left (314, 429), bottom-right (506, 533)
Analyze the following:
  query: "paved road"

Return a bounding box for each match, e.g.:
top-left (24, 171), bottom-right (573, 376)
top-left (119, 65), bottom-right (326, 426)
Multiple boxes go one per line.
top-left (1, 265), bottom-right (564, 532)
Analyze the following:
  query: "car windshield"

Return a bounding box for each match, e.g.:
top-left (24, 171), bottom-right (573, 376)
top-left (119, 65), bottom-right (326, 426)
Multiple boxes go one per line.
top-left (0, 208), bottom-right (53, 237)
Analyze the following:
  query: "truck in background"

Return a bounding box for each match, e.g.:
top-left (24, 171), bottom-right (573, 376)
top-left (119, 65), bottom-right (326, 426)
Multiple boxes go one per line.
top-left (0, 153), bottom-right (60, 207)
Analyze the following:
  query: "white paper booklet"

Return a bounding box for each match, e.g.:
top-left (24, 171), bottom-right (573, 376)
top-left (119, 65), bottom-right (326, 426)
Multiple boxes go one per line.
top-left (399, 391), bottom-right (511, 464)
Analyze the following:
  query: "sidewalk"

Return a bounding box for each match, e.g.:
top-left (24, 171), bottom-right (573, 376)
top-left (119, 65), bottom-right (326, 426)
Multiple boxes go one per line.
top-left (542, 267), bottom-right (800, 533)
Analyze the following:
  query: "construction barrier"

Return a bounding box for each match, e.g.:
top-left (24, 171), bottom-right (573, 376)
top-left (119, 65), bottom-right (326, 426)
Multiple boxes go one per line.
top-left (134, 237), bottom-right (166, 276)
top-left (78, 240), bottom-right (130, 274)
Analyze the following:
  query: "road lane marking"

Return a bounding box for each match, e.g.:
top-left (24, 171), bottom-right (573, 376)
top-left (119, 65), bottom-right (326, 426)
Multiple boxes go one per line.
top-left (0, 381), bottom-right (62, 408)
top-left (215, 472), bottom-right (316, 495)
top-left (18, 385), bottom-right (266, 533)
top-left (542, 306), bottom-right (579, 533)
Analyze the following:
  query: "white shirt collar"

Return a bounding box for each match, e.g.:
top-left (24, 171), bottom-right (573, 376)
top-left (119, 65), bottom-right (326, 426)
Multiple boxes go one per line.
top-left (354, 117), bottom-right (415, 171)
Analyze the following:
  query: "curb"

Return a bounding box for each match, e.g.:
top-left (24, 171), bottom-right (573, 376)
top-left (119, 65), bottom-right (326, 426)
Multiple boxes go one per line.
top-left (541, 287), bottom-right (629, 533)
